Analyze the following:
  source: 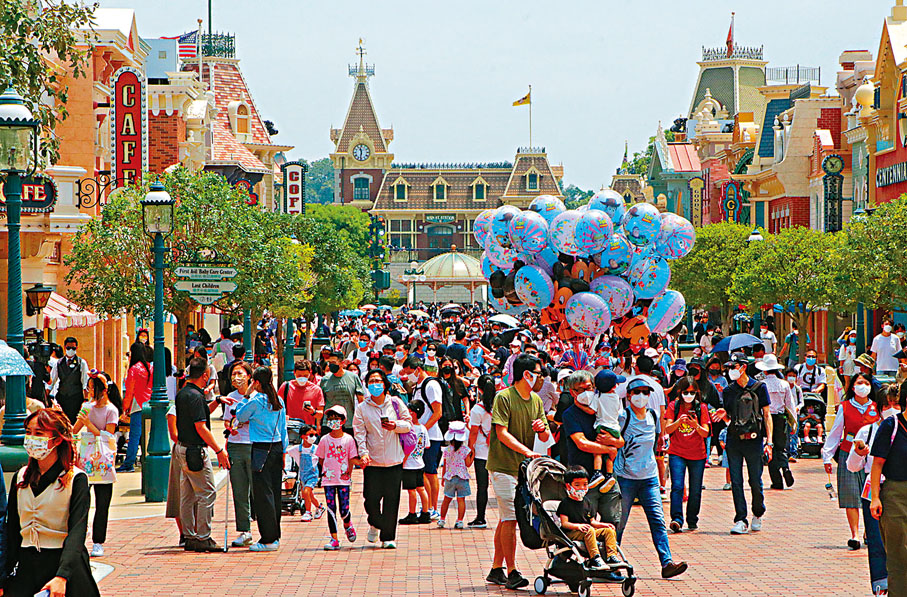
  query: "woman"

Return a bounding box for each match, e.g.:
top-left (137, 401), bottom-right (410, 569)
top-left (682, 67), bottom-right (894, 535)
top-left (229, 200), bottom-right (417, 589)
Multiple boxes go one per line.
top-left (278, 359), bottom-right (324, 429)
top-left (440, 357), bottom-right (469, 421)
top-left (117, 341), bottom-right (152, 473)
top-left (235, 366), bottom-right (288, 552)
top-left (664, 377), bottom-right (710, 533)
top-left (614, 378), bottom-right (688, 579)
top-left (785, 368), bottom-right (805, 461)
top-left (848, 384), bottom-right (900, 596)
top-left (164, 346), bottom-right (177, 403)
top-left (759, 355), bottom-right (796, 490)
top-left (223, 362), bottom-right (255, 547)
top-left (352, 368), bottom-right (412, 549)
top-left (4, 408), bottom-right (100, 596)
top-left (72, 372), bottom-right (120, 558)
top-left (822, 372), bottom-right (881, 550)
top-left (869, 384), bottom-right (907, 596)
top-left (467, 374), bottom-right (494, 529)
top-left (706, 356), bottom-right (727, 463)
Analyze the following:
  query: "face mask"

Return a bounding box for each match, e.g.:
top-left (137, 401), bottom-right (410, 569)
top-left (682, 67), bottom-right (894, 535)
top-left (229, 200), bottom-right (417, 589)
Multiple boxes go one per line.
top-left (326, 419), bottom-right (343, 430)
top-left (367, 383), bottom-right (385, 397)
top-left (849, 337), bottom-right (856, 344)
top-left (395, 351), bottom-right (405, 360)
top-left (441, 367), bottom-right (454, 376)
top-left (709, 369), bottom-right (720, 377)
top-left (728, 368), bottom-right (742, 381)
top-left (853, 383), bottom-right (872, 398)
top-left (682, 392), bottom-right (695, 403)
top-left (358, 341), bottom-right (368, 349)
top-left (883, 407), bottom-right (900, 419)
top-left (884, 325), bottom-right (893, 333)
top-left (328, 363), bottom-right (340, 374)
top-left (899, 332), bottom-right (905, 339)
top-left (566, 486), bottom-right (587, 501)
top-left (630, 394), bottom-right (649, 409)
top-left (805, 357), bottom-right (816, 366)
top-left (787, 376), bottom-right (796, 384)
top-left (575, 390), bottom-right (596, 407)
top-left (295, 375), bottom-right (309, 385)
top-left (427, 350), bottom-right (436, 357)
top-left (65, 348), bottom-right (76, 358)
top-left (406, 372), bottom-right (420, 384)
top-left (523, 371), bottom-right (537, 387)
top-left (303, 436), bottom-right (315, 446)
top-left (24, 435), bottom-right (54, 460)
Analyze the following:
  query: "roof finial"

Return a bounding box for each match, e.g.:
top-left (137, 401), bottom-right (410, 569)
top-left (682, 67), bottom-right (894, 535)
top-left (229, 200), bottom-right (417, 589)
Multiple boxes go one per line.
top-left (350, 38), bottom-right (374, 83)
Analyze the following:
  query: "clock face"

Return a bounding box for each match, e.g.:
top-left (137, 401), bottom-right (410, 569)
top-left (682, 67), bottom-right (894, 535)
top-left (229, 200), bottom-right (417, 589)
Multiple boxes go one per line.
top-left (353, 144), bottom-right (371, 161)
top-left (822, 155), bottom-right (844, 175)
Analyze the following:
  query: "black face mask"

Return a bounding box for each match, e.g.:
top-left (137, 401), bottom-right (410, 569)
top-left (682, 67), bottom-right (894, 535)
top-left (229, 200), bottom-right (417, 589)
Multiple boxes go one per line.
top-left (329, 363), bottom-right (341, 374)
top-left (441, 367), bottom-right (454, 376)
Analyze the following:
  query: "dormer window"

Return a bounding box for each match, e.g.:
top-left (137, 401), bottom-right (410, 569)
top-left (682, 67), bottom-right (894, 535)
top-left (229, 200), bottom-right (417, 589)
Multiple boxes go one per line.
top-left (525, 166), bottom-right (541, 191)
top-left (236, 105), bottom-right (249, 134)
top-left (391, 176), bottom-right (409, 202)
top-left (228, 100), bottom-right (252, 141)
top-left (432, 176), bottom-right (448, 202)
top-left (470, 176), bottom-right (488, 201)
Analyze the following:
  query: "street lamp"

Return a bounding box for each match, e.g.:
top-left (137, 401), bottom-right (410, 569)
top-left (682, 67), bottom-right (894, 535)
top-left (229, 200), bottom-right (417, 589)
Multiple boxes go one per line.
top-left (283, 236), bottom-right (301, 382)
top-left (140, 180), bottom-right (175, 502)
top-left (0, 87), bottom-right (39, 469)
top-left (747, 227), bottom-right (764, 243)
top-left (25, 283), bottom-right (54, 316)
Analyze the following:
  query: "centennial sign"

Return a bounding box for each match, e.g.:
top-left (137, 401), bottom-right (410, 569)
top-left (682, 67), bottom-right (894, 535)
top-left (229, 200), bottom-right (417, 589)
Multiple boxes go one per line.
top-left (110, 67), bottom-right (147, 187)
top-left (876, 160), bottom-right (907, 188)
top-left (282, 161), bottom-right (307, 215)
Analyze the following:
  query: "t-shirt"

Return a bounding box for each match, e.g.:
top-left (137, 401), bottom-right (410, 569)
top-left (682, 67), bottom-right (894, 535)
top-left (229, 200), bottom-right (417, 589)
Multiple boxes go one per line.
top-left (315, 432), bottom-right (358, 486)
top-left (872, 333), bottom-right (902, 373)
top-left (466, 347), bottom-right (485, 368)
top-left (722, 378), bottom-right (771, 440)
top-left (666, 400), bottom-right (710, 460)
top-left (796, 365), bottom-right (827, 392)
top-left (870, 414), bottom-right (907, 482)
top-left (614, 408), bottom-right (659, 480)
top-left (556, 496), bottom-right (593, 525)
top-left (404, 424), bottom-right (429, 470)
top-left (468, 403), bottom-right (492, 460)
top-left (223, 390), bottom-right (251, 444)
top-left (416, 378), bottom-right (444, 441)
top-left (87, 401), bottom-right (119, 433)
top-left (175, 383), bottom-right (209, 446)
top-left (446, 342), bottom-right (467, 362)
top-left (487, 385), bottom-right (547, 477)
top-left (443, 444), bottom-right (471, 481)
top-left (279, 379), bottom-right (324, 426)
top-left (760, 330), bottom-right (778, 354)
top-left (320, 372), bottom-right (363, 428)
top-left (561, 404), bottom-right (597, 474)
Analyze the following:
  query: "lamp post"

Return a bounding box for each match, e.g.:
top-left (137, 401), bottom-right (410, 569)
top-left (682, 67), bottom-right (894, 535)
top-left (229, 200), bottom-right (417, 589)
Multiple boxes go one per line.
top-left (140, 180), bottom-right (176, 502)
top-left (243, 309), bottom-right (253, 363)
top-left (0, 87), bottom-right (39, 468)
top-left (402, 261), bottom-right (425, 305)
top-left (746, 227), bottom-right (765, 331)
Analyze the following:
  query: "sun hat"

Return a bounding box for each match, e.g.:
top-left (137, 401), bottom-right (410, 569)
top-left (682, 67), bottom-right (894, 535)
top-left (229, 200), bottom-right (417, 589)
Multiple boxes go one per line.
top-left (443, 420), bottom-right (468, 442)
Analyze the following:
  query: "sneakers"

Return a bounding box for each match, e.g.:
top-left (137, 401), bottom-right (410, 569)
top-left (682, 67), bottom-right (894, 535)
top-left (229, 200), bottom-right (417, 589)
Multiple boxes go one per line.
top-left (660, 488), bottom-right (669, 502)
top-left (505, 569), bottom-right (529, 590)
top-left (417, 511), bottom-right (432, 524)
top-left (399, 512), bottom-right (420, 525)
top-left (669, 520), bottom-right (682, 534)
top-left (730, 521), bottom-right (749, 535)
top-left (486, 567), bottom-right (508, 585)
top-left (429, 509), bottom-right (440, 520)
top-left (301, 512), bottom-right (313, 522)
top-left (588, 471), bottom-right (605, 489)
top-left (115, 465), bottom-right (135, 473)
top-left (249, 541), bottom-right (279, 552)
top-left (381, 541), bottom-right (396, 549)
top-left (90, 543), bottom-right (104, 557)
top-left (313, 506), bottom-right (325, 519)
top-left (345, 524), bottom-right (357, 542)
top-left (848, 539), bottom-right (861, 550)
top-left (454, 520), bottom-right (464, 529)
top-left (783, 469), bottom-right (795, 487)
top-left (324, 538), bottom-right (340, 551)
top-left (367, 526), bottom-right (379, 543)
top-left (599, 472), bottom-right (617, 493)
top-left (437, 519), bottom-right (446, 528)
top-left (587, 556), bottom-right (607, 570)
top-left (661, 560), bottom-right (688, 578)
top-left (723, 483), bottom-right (732, 491)
top-left (751, 516), bottom-right (762, 532)
top-left (231, 532), bottom-right (253, 547)
top-left (467, 518), bottom-right (487, 529)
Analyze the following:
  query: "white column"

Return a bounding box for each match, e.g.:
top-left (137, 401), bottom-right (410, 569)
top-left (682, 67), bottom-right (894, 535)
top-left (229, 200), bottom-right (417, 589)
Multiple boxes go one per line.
top-left (45, 165), bottom-right (91, 233)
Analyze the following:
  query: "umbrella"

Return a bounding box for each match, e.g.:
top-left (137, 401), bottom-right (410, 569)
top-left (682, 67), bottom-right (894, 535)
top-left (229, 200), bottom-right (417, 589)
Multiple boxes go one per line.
top-left (360, 304), bottom-right (377, 311)
top-left (340, 309), bottom-right (365, 317)
top-left (440, 303), bottom-right (462, 312)
top-left (0, 340), bottom-right (33, 376)
top-left (710, 333), bottom-right (763, 353)
top-left (377, 305), bottom-right (392, 311)
top-left (408, 309), bottom-right (429, 318)
top-left (489, 314), bottom-right (521, 328)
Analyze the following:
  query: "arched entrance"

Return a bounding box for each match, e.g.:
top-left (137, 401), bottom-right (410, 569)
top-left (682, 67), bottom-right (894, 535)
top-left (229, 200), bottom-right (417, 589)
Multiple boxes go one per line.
top-left (427, 224), bottom-right (455, 252)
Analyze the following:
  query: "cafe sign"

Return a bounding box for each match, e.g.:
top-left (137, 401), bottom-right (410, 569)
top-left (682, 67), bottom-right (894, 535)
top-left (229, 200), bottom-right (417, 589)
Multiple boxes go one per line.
top-left (282, 161), bottom-right (307, 215)
top-left (876, 160), bottom-right (907, 188)
top-left (0, 174), bottom-right (58, 213)
top-left (425, 214), bottom-right (456, 224)
top-left (110, 66), bottom-right (147, 187)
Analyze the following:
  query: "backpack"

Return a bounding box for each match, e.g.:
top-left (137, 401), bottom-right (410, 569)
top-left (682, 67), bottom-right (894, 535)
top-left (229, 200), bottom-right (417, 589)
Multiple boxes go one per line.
top-left (620, 407), bottom-right (659, 454)
top-left (730, 381), bottom-right (765, 438)
top-left (415, 377), bottom-right (460, 434)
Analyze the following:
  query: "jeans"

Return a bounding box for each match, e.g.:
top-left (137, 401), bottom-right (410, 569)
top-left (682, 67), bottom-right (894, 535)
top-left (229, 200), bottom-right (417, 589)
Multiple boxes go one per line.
top-left (251, 442), bottom-right (283, 544)
top-left (474, 458), bottom-right (489, 520)
top-left (767, 414), bottom-right (790, 488)
top-left (725, 438), bottom-right (766, 524)
top-left (91, 483), bottom-right (113, 544)
top-left (616, 475), bottom-right (673, 567)
top-left (668, 455), bottom-right (705, 528)
top-left (363, 464), bottom-right (403, 541)
top-left (123, 410), bottom-right (143, 468)
top-left (788, 420), bottom-right (799, 458)
top-left (862, 497), bottom-right (887, 594)
top-left (227, 442), bottom-right (254, 533)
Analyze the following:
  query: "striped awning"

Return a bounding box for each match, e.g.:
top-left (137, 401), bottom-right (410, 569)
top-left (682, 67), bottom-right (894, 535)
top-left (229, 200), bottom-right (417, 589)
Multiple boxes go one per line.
top-left (43, 292), bottom-right (99, 330)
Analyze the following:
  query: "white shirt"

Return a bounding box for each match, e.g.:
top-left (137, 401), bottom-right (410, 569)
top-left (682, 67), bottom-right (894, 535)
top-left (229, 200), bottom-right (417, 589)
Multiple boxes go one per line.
top-left (871, 333), bottom-right (901, 373)
top-left (763, 375), bottom-right (795, 415)
top-left (760, 330), bottom-right (777, 354)
top-left (846, 408), bottom-right (900, 475)
top-left (417, 378), bottom-right (444, 441)
top-left (468, 403), bottom-right (492, 460)
top-left (796, 364), bottom-right (826, 392)
top-left (373, 335), bottom-right (393, 354)
top-left (821, 398), bottom-right (874, 464)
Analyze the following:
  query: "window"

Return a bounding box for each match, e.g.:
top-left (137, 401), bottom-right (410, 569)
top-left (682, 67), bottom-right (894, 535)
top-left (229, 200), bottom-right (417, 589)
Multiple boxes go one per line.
top-left (354, 177), bottom-right (370, 200)
top-left (474, 183), bottom-right (486, 200)
top-left (395, 184), bottom-right (407, 200)
top-left (390, 220), bottom-right (413, 250)
top-left (527, 172), bottom-right (538, 191)
top-left (435, 184), bottom-right (446, 201)
top-left (236, 105), bottom-right (250, 135)
top-left (158, 50), bottom-right (167, 60)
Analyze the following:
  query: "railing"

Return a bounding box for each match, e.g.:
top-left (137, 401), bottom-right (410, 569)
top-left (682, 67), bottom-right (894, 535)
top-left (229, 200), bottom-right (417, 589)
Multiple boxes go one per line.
top-left (766, 65), bottom-right (821, 86)
top-left (201, 32), bottom-right (235, 59)
top-left (349, 64), bottom-right (375, 78)
top-left (388, 247), bottom-right (484, 264)
top-left (702, 44), bottom-right (764, 61)
top-left (390, 162), bottom-right (513, 170)
top-left (353, 188), bottom-right (371, 201)
top-left (516, 146), bottom-right (546, 154)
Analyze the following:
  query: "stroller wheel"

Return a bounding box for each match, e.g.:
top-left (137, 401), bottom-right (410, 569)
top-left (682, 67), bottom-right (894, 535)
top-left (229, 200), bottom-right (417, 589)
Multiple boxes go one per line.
top-left (577, 581), bottom-right (592, 597)
top-left (534, 576), bottom-right (548, 595)
top-left (621, 578), bottom-right (636, 597)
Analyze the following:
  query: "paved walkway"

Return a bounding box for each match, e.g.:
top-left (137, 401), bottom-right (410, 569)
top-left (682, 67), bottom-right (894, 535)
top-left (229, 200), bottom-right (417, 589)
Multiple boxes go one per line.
top-left (94, 457), bottom-right (869, 596)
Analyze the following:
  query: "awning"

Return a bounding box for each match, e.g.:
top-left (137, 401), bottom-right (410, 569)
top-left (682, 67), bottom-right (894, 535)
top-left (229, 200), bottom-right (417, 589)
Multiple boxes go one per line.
top-left (43, 292), bottom-right (99, 330)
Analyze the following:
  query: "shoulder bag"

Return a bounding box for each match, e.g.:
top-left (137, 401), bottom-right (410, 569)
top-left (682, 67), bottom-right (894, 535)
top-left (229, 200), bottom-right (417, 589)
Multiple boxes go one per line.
top-left (391, 398), bottom-right (418, 458)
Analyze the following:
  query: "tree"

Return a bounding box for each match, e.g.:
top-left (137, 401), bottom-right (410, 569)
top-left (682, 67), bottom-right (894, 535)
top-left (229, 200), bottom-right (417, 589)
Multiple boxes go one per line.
top-left (670, 221), bottom-right (752, 332)
top-left (730, 227), bottom-right (854, 363)
top-left (304, 157), bottom-right (334, 204)
top-left (628, 131), bottom-right (673, 177)
top-left (0, 0), bottom-right (97, 165)
top-left (562, 183), bottom-right (593, 209)
top-left (304, 203), bottom-right (371, 258)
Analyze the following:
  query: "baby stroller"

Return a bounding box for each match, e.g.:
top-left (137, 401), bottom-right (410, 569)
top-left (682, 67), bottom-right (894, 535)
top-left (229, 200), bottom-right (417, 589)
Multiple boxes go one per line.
top-left (516, 458), bottom-right (636, 597)
top-left (281, 419), bottom-right (306, 514)
top-left (798, 393), bottom-right (826, 458)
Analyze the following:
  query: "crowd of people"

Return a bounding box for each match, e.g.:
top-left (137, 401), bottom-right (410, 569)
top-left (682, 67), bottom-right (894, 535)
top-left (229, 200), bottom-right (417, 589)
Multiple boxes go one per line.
top-left (3, 304), bottom-right (907, 595)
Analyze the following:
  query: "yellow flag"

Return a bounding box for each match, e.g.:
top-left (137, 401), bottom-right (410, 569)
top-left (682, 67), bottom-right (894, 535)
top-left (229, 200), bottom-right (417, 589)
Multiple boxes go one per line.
top-left (513, 91), bottom-right (531, 106)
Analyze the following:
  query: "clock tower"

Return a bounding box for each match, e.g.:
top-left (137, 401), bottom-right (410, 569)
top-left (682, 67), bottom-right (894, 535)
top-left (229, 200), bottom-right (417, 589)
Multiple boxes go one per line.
top-left (330, 40), bottom-right (394, 209)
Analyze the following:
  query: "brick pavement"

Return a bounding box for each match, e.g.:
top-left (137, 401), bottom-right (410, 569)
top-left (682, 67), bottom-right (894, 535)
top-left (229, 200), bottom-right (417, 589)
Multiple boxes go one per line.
top-left (94, 458), bottom-right (869, 596)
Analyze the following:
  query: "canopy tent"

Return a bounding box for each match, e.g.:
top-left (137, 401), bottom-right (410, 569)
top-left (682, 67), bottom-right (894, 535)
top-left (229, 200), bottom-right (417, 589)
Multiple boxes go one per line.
top-left (399, 249), bottom-right (487, 304)
top-left (43, 292), bottom-right (99, 330)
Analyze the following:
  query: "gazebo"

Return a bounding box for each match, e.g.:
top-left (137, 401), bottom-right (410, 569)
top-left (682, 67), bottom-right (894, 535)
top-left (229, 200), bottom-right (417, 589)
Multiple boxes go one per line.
top-left (399, 246), bottom-right (486, 304)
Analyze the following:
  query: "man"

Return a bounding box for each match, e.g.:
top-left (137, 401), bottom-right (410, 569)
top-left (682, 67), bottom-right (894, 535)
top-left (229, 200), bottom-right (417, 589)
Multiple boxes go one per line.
top-left (349, 335), bottom-right (373, 380)
top-left (373, 327), bottom-right (393, 354)
top-left (778, 323), bottom-right (808, 369)
top-left (561, 370), bottom-right (624, 523)
top-left (446, 330), bottom-right (468, 362)
top-left (485, 353), bottom-right (550, 590)
top-left (714, 352), bottom-right (772, 535)
top-left (319, 350), bottom-right (364, 433)
top-left (281, 360), bottom-right (324, 429)
top-left (759, 322), bottom-right (777, 354)
top-left (401, 356), bottom-right (444, 519)
top-left (693, 313), bottom-right (710, 343)
top-left (49, 336), bottom-right (89, 424)
top-left (174, 357), bottom-right (233, 552)
top-left (465, 336), bottom-right (487, 373)
top-left (340, 330), bottom-right (359, 358)
top-left (502, 339), bottom-right (522, 385)
top-left (746, 344), bottom-right (766, 379)
top-left (796, 348), bottom-right (827, 394)
top-left (871, 319), bottom-right (901, 376)
top-left (213, 327), bottom-right (235, 395)
top-left (388, 321), bottom-right (403, 344)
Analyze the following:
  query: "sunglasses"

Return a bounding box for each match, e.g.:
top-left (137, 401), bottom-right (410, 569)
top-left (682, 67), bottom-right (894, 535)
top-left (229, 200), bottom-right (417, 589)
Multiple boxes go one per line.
top-left (305, 433), bottom-right (318, 439)
top-left (630, 389), bottom-right (651, 396)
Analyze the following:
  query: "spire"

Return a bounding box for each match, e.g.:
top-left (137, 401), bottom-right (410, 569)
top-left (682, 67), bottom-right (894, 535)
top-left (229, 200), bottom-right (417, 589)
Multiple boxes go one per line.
top-left (349, 38), bottom-right (375, 84)
top-left (618, 141), bottom-right (631, 174)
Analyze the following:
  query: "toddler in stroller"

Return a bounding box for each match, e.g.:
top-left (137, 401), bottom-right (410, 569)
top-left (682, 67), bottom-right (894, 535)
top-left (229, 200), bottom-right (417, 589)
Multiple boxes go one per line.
top-left (558, 467), bottom-right (623, 579)
top-left (798, 394), bottom-right (826, 457)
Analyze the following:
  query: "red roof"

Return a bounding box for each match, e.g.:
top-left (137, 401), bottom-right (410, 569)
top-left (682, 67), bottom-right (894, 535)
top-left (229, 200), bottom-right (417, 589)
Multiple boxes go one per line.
top-left (667, 143), bottom-right (701, 172)
top-left (210, 121), bottom-right (270, 174)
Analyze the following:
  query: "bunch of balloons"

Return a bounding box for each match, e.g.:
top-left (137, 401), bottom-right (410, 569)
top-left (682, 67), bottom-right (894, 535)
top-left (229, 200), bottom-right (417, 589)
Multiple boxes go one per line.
top-left (477, 190), bottom-right (695, 351)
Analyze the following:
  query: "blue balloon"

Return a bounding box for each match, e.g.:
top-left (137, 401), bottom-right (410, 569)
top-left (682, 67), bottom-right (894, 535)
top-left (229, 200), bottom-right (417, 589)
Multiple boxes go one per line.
top-left (574, 209), bottom-right (614, 255)
top-left (514, 265), bottom-right (555, 309)
top-left (489, 295), bottom-right (529, 316)
top-left (490, 205), bottom-right (521, 247)
top-left (588, 189), bottom-right (627, 227)
top-left (627, 255), bottom-right (671, 300)
top-left (509, 210), bottom-right (549, 254)
top-left (528, 195), bottom-right (566, 225)
top-left (534, 246), bottom-right (559, 276)
top-left (622, 202), bottom-right (661, 247)
top-left (593, 234), bottom-right (633, 275)
top-left (481, 254), bottom-right (506, 280)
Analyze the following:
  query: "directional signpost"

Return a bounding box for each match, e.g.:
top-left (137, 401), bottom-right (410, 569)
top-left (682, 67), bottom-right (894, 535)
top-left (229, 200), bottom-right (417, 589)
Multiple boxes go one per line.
top-left (174, 250), bottom-right (238, 305)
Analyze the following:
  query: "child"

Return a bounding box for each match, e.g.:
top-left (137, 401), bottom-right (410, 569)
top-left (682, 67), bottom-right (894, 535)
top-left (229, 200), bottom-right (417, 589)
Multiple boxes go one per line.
top-left (799, 404), bottom-right (824, 443)
top-left (557, 466), bottom-right (622, 580)
top-left (582, 370), bottom-right (625, 494)
top-left (315, 405), bottom-right (360, 550)
top-left (398, 400), bottom-right (432, 525)
top-left (719, 427), bottom-right (731, 490)
top-left (286, 424), bottom-right (324, 522)
top-left (437, 421), bottom-right (473, 529)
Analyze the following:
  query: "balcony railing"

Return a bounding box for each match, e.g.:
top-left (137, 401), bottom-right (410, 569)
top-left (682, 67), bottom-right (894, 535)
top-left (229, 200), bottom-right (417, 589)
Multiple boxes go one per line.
top-left (766, 65), bottom-right (821, 86)
top-left (201, 33), bottom-right (235, 59)
top-left (388, 247), bottom-right (484, 264)
top-left (702, 44), bottom-right (764, 62)
top-left (353, 188), bottom-right (371, 201)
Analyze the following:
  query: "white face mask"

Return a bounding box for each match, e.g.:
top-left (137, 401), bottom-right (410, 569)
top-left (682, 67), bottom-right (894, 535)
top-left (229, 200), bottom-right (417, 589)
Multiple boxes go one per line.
top-left (630, 394), bottom-right (649, 409)
top-left (853, 383), bottom-right (872, 398)
top-left (575, 390), bottom-right (596, 407)
top-left (884, 325), bottom-right (893, 333)
top-left (65, 348), bottom-right (76, 358)
top-left (682, 392), bottom-right (696, 404)
top-left (24, 435), bottom-right (54, 460)
top-left (883, 407), bottom-right (900, 419)
top-left (295, 375), bottom-right (309, 385)
top-left (728, 368), bottom-right (742, 381)
top-left (523, 371), bottom-right (537, 387)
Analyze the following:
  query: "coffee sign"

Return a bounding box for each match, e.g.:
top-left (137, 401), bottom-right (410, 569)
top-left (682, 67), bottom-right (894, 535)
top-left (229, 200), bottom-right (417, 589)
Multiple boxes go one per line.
top-left (282, 161), bottom-right (307, 215)
top-left (110, 66), bottom-right (147, 187)
top-left (0, 174), bottom-right (58, 213)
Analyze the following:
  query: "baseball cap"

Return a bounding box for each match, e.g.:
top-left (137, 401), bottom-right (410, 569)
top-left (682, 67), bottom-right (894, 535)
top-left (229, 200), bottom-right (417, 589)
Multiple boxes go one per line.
top-left (595, 370), bottom-right (626, 393)
top-left (325, 405), bottom-right (347, 420)
top-left (725, 352), bottom-right (750, 367)
top-left (627, 378), bottom-right (653, 393)
top-left (644, 347), bottom-right (659, 358)
top-left (557, 369), bottom-right (574, 383)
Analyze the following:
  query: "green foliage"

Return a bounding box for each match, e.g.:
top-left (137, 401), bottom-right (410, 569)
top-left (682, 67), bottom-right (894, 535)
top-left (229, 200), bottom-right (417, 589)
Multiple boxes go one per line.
top-left (841, 197), bottom-right (907, 310)
top-left (629, 132), bottom-right (673, 177)
top-left (0, 0), bottom-right (97, 164)
top-left (304, 203), bottom-right (371, 258)
top-left (304, 157), bottom-right (334, 204)
top-left (562, 184), bottom-right (593, 209)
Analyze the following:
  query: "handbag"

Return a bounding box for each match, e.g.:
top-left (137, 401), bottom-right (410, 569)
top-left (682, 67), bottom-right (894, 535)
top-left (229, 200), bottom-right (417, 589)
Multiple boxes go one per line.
top-left (391, 399), bottom-right (418, 458)
top-left (77, 431), bottom-right (117, 484)
top-left (186, 445), bottom-right (205, 472)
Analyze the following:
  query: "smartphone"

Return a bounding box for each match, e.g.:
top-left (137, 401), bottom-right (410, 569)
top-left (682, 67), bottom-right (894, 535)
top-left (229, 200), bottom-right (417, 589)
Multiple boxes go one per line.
top-left (303, 401), bottom-right (312, 409)
top-left (35, 591), bottom-right (51, 597)
top-left (380, 416), bottom-right (389, 424)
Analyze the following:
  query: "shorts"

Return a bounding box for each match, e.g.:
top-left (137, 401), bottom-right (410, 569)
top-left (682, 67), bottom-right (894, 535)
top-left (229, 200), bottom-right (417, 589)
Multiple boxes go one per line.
top-left (402, 468), bottom-right (425, 490)
top-left (300, 468), bottom-right (318, 488)
top-left (490, 471), bottom-right (517, 522)
top-left (444, 475), bottom-right (472, 499)
top-left (594, 425), bottom-right (621, 439)
top-left (423, 440), bottom-right (442, 475)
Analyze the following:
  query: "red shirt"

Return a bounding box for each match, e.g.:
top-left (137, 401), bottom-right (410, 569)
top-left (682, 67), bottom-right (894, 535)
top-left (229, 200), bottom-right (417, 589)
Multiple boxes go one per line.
top-left (279, 379), bottom-right (324, 426)
top-left (666, 400), bottom-right (710, 461)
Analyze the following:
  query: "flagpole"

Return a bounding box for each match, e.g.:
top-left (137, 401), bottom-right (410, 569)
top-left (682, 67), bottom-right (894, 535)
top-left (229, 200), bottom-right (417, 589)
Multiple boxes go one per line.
top-left (528, 85), bottom-right (532, 149)
top-left (197, 19), bottom-right (203, 83)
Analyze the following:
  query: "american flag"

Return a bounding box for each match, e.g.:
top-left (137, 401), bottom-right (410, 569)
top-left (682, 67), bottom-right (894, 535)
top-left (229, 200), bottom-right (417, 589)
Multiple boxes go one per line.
top-left (162, 31), bottom-right (199, 60)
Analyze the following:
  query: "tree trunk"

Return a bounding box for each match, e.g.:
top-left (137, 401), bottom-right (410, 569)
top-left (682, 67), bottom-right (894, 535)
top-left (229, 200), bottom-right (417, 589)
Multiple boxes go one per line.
top-left (275, 318), bottom-right (285, 384)
top-left (721, 302), bottom-right (734, 335)
top-left (792, 312), bottom-right (809, 364)
top-left (305, 317), bottom-right (313, 360)
top-left (174, 307), bottom-right (192, 369)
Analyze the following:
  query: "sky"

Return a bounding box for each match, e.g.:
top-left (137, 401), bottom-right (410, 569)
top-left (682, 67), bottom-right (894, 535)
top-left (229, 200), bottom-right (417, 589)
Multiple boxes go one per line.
top-left (100, 0), bottom-right (888, 190)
